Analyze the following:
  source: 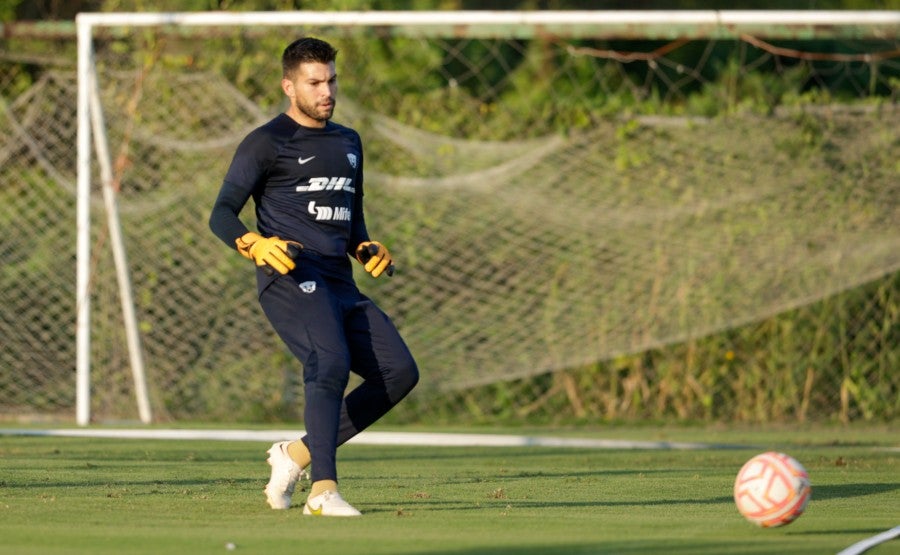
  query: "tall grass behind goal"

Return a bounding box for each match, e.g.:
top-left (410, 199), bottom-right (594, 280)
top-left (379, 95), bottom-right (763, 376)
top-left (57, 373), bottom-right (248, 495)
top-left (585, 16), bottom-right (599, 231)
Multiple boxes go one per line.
top-left (1, 11), bottom-right (897, 424)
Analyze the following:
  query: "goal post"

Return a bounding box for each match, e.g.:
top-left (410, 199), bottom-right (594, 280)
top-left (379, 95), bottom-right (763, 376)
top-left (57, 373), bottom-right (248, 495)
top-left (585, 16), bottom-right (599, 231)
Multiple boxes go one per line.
top-left (64, 10), bottom-right (900, 425)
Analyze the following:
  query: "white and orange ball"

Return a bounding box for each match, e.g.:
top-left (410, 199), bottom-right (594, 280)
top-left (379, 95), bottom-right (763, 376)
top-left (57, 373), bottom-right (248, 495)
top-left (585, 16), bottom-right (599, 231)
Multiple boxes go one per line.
top-left (734, 451), bottom-right (811, 527)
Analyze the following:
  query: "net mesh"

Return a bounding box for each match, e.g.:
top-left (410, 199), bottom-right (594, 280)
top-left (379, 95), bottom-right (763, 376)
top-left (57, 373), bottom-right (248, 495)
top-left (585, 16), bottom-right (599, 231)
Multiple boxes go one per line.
top-left (1, 21), bottom-right (897, 422)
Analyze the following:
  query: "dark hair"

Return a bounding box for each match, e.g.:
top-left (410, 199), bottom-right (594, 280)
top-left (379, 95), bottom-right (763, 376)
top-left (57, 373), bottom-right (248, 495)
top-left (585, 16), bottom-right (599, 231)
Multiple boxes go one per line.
top-left (282, 37), bottom-right (338, 78)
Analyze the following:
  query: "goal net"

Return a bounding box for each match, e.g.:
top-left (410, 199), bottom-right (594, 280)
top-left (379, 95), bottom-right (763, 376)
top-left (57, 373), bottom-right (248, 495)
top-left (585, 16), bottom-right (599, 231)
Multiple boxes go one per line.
top-left (1, 11), bottom-right (897, 423)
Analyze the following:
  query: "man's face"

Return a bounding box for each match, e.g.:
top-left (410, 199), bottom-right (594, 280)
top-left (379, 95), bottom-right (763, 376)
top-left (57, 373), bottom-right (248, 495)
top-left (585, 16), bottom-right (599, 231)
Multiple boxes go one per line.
top-left (282, 61), bottom-right (337, 127)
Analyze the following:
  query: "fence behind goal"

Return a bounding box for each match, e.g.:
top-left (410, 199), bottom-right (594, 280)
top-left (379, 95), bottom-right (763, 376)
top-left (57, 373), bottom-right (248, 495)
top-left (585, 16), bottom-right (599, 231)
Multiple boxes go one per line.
top-left (1, 11), bottom-right (897, 424)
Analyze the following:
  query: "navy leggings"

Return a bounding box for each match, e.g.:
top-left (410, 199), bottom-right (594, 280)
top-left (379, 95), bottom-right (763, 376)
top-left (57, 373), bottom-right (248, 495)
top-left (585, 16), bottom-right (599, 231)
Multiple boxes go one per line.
top-left (258, 258), bottom-right (419, 483)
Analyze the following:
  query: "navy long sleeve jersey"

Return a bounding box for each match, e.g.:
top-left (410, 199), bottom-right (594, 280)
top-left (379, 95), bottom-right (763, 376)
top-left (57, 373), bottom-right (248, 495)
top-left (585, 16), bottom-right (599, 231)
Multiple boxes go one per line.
top-left (210, 113), bottom-right (369, 262)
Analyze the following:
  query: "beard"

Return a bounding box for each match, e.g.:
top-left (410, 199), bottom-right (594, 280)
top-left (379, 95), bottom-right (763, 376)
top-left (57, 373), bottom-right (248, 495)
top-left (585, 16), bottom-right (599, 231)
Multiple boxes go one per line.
top-left (295, 95), bottom-right (335, 123)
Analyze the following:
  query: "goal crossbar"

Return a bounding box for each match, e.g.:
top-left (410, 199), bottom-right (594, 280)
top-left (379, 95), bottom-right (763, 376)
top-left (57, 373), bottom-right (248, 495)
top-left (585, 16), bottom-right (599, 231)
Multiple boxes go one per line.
top-left (74, 10), bottom-right (900, 40)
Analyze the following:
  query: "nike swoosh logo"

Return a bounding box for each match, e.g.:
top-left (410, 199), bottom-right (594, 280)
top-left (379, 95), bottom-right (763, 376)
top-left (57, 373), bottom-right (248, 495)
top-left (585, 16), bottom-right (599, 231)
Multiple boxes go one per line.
top-left (298, 156), bottom-right (316, 164)
top-left (306, 503), bottom-right (323, 516)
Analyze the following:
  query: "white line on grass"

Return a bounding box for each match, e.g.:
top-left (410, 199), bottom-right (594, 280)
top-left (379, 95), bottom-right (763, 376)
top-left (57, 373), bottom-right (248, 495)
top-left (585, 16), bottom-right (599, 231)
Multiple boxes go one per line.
top-left (836, 525), bottom-right (900, 555)
top-left (0, 428), bottom-right (743, 450)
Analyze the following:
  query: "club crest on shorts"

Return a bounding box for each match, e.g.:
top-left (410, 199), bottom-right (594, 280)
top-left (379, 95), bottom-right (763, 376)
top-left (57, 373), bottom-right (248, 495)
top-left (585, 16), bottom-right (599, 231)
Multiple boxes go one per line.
top-left (298, 280), bottom-right (316, 294)
top-left (346, 153), bottom-right (358, 169)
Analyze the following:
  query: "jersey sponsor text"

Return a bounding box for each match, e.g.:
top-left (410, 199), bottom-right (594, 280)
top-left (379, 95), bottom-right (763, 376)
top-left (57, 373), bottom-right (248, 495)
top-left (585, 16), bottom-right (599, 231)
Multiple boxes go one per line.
top-left (308, 201), bottom-right (351, 222)
top-left (296, 177), bottom-right (355, 193)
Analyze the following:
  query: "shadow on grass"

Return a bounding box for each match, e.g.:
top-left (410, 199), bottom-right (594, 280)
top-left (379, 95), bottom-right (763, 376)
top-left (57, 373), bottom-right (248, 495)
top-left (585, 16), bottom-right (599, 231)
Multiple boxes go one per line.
top-left (359, 468), bottom-right (675, 486)
top-left (788, 527), bottom-right (897, 536)
top-left (365, 494), bottom-right (735, 514)
top-left (1, 477), bottom-right (262, 491)
top-left (809, 482), bottom-right (900, 500)
top-left (344, 446), bottom-right (743, 464)
top-left (401, 541), bottom-right (820, 555)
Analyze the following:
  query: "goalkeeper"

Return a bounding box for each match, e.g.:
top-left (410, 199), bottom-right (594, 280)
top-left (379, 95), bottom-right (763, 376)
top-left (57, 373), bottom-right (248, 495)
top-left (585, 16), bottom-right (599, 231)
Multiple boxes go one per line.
top-left (209, 37), bottom-right (419, 517)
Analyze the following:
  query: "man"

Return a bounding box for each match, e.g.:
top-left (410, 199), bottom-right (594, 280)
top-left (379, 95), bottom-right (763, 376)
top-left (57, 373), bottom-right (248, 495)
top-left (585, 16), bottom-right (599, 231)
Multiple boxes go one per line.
top-left (209, 37), bottom-right (419, 517)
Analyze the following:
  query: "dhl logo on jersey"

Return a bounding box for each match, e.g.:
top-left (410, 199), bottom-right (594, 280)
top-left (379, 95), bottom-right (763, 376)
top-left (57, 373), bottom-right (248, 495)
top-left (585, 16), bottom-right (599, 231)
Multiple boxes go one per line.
top-left (296, 177), bottom-right (355, 194)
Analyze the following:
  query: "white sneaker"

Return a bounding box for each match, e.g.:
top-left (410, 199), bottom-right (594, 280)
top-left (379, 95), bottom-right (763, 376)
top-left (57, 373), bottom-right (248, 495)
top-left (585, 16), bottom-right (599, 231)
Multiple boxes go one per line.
top-left (303, 490), bottom-right (362, 517)
top-left (263, 441), bottom-right (307, 509)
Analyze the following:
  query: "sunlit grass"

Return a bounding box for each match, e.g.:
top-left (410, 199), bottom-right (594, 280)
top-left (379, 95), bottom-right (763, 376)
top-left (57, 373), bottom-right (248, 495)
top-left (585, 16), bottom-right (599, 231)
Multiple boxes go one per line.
top-left (0, 427), bottom-right (897, 554)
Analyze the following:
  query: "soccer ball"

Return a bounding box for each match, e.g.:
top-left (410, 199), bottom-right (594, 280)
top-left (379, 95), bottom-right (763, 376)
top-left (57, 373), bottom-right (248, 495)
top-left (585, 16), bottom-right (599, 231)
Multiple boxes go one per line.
top-left (733, 451), bottom-right (811, 527)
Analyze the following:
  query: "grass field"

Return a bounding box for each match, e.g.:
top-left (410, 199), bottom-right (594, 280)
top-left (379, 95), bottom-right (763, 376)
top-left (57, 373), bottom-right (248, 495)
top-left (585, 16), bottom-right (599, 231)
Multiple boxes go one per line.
top-left (0, 425), bottom-right (897, 555)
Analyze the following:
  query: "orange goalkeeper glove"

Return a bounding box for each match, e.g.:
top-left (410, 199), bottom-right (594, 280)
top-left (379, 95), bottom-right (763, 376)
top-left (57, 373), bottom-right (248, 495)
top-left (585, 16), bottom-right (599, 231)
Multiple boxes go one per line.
top-left (235, 232), bottom-right (301, 275)
top-left (355, 241), bottom-right (394, 278)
